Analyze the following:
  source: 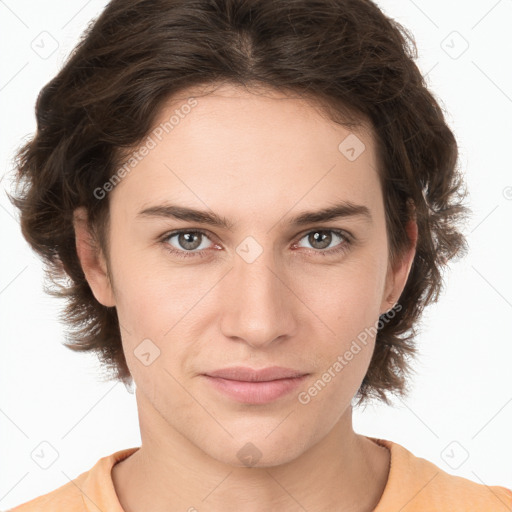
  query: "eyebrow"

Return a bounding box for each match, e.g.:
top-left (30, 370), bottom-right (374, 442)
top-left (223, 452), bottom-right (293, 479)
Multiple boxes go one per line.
top-left (136, 200), bottom-right (372, 230)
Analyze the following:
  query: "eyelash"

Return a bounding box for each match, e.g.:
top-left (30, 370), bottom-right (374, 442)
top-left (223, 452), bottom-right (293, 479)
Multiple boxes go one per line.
top-left (159, 228), bottom-right (353, 260)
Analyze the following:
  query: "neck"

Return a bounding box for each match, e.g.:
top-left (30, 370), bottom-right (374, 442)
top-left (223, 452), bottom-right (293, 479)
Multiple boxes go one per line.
top-left (112, 390), bottom-right (390, 512)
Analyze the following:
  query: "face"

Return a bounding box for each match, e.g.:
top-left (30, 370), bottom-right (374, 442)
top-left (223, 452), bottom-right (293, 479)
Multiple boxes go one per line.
top-left (75, 84), bottom-right (415, 467)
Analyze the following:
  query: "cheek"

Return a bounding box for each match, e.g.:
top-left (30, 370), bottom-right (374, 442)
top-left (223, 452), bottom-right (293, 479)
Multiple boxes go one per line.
top-left (110, 253), bottom-right (210, 377)
top-left (292, 253), bottom-right (386, 400)
top-left (115, 275), bottom-right (171, 335)
top-left (295, 254), bottom-right (386, 333)
top-left (295, 328), bottom-right (375, 422)
top-left (110, 245), bottom-right (192, 331)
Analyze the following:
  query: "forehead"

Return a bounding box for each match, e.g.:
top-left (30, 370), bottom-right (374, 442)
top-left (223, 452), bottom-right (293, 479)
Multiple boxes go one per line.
top-left (109, 84), bottom-right (382, 222)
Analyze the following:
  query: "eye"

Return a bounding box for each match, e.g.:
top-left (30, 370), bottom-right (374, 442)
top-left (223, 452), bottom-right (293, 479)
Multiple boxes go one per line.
top-left (162, 230), bottom-right (215, 258)
top-left (294, 229), bottom-right (352, 256)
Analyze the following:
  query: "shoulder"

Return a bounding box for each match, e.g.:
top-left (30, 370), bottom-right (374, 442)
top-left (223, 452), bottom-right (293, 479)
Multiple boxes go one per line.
top-left (370, 437), bottom-right (512, 512)
top-left (7, 447), bottom-right (139, 512)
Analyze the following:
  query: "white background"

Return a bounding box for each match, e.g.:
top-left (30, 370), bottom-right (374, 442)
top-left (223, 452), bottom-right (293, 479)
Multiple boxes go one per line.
top-left (1, 0), bottom-right (511, 509)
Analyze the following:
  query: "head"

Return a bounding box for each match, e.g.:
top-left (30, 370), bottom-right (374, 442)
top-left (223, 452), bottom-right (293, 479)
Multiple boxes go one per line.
top-left (9, 0), bottom-right (468, 466)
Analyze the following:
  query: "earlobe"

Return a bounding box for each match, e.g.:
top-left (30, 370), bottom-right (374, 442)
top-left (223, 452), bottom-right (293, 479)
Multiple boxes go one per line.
top-left (73, 207), bottom-right (116, 307)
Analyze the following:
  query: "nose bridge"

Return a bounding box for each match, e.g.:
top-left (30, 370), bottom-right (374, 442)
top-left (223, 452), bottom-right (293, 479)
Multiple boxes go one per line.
top-left (219, 236), bottom-right (296, 347)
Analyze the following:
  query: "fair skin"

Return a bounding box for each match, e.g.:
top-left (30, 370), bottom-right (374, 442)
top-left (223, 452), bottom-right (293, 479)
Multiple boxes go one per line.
top-left (74, 84), bottom-right (417, 512)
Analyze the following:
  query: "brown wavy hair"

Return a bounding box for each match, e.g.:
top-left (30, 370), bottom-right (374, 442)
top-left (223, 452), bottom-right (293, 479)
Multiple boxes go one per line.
top-left (7, 0), bottom-right (469, 405)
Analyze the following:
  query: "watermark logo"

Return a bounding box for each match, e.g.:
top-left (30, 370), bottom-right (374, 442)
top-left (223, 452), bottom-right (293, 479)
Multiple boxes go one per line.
top-left (237, 442), bottom-right (263, 467)
top-left (236, 236), bottom-right (264, 264)
top-left (440, 31), bottom-right (469, 60)
top-left (338, 133), bottom-right (366, 161)
top-left (30, 441), bottom-right (59, 469)
top-left (134, 338), bottom-right (161, 366)
top-left (31, 31), bottom-right (59, 60)
top-left (440, 440), bottom-right (469, 469)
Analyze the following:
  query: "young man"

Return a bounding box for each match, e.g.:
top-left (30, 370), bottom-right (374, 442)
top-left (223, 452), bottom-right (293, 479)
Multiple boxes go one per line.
top-left (8, 0), bottom-right (512, 510)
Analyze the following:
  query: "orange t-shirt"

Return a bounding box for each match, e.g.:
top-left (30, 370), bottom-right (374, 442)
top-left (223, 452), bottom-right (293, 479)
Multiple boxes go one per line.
top-left (8, 437), bottom-right (512, 511)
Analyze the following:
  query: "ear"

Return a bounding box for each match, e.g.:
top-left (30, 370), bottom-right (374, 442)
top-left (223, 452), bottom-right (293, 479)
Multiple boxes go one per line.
top-left (380, 218), bottom-right (418, 315)
top-left (73, 206), bottom-right (116, 307)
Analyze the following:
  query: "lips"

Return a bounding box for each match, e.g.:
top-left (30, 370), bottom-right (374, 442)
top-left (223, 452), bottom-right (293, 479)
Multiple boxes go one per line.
top-left (204, 366), bottom-right (307, 382)
top-left (202, 366), bottom-right (309, 404)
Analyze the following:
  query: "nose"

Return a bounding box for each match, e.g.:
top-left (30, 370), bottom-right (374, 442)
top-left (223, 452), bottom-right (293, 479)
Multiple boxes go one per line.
top-left (219, 245), bottom-right (298, 349)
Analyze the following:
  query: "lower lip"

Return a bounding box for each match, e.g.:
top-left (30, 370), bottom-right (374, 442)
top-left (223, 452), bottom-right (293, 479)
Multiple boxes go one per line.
top-left (203, 375), bottom-right (308, 404)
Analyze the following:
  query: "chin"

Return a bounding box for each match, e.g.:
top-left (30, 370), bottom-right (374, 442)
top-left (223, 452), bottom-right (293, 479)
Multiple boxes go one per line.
top-left (202, 427), bottom-right (313, 469)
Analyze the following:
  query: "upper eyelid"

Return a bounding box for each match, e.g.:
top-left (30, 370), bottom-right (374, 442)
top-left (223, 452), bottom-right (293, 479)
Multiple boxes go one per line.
top-left (297, 227), bottom-right (351, 240)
